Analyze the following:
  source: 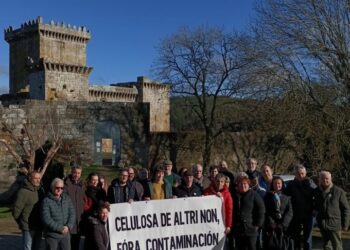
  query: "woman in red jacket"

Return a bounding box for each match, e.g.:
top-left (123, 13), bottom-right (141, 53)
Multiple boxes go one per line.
top-left (203, 173), bottom-right (233, 236)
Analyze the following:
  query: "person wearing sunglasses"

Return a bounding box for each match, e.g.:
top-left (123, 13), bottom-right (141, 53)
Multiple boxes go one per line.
top-left (41, 178), bottom-right (75, 250)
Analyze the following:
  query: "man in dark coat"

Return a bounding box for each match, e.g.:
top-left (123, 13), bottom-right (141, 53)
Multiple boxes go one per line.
top-left (107, 168), bottom-right (136, 203)
top-left (245, 158), bottom-right (262, 180)
top-left (174, 170), bottom-right (202, 198)
top-left (128, 167), bottom-right (144, 201)
top-left (314, 171), bottom-right (350, 250)
top-left (13, 170), bottom-right (44, 250)
top-left (64, 164), bottom-right (85, 249)
top-left (284, 164), bottom-right (316, 250)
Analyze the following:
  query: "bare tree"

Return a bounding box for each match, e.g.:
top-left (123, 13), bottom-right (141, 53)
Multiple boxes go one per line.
top-left (246, 0), bottom-right (350, 176)
top-left (0, 106), bottom-right (62, 176)
top-left (254, 0), bottom-right (350, 104)
top-left (154, 26), bottom-right (254, 169)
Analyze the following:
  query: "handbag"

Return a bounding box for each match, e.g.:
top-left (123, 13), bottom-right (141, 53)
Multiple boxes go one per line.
top-left (267, 229), bottom-right (294, 250)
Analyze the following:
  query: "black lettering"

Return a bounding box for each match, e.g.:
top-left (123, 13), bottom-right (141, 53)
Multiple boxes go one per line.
top-left (184, 210), bottom-right (198, 224)
top-left (152, 214), bottom-right (159, 227)
top-left (173, 211), bottom-right (185, 225)
top-left (200, 209), bottom-right (217, 223)
top-left (115, 217), bottom-right (121, 231)
top-left (146, 239), bottom-right (151, 250)
top-left (135, 241), bottom-right (140, 250)
top-left (160, 212), bottom-right (171, 226)
top-left (174, 234), bottom-right (184, 249)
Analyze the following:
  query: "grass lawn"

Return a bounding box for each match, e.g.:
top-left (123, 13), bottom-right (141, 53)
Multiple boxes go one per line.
top-left (0, 206), bottom-right (12, 219)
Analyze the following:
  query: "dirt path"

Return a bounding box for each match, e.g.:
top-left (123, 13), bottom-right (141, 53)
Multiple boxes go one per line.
top-left (0, 217), bottom-right (21, 250)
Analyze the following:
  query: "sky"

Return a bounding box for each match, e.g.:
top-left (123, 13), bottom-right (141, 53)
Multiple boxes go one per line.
top-left (0, 0), bottom-right (256, 94)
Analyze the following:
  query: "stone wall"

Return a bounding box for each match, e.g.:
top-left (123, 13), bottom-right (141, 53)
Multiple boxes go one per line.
top-left (137, 77), bottom-right (170, 132)
top-left (6, 35), bottom-right (40, 94)
top-left (88, 85), bottom-right (138, 102)
top-left (0, 100), bottom-right (150, 190)
top-left (39, 27), bottom-right (88, 66)
top-left (4, 17), bottom-right (92, 100)
top-left (45, 69), bottom-right (90, 100)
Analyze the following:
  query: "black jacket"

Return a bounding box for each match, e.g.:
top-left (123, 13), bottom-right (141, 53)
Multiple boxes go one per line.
top-left (174, 183), bottom-right (202, 198)
top-left (107, 179), bottom-right (136, 204)
top-left (84, 217), bottom-right (110, 250)
top-left (264, 191), bottom-right (293, 231)
top-left (233, 189), bottom-right (265, 236)
top-left (284, 178), bottom-right (316, 220)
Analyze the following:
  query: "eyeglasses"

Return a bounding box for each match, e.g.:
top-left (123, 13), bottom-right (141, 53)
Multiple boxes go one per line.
top-left (55, 186), bottom-right (64, 190)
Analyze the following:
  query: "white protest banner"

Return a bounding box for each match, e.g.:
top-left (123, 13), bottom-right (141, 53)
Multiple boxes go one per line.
top-left (108, 196), bottom-right (226, 250)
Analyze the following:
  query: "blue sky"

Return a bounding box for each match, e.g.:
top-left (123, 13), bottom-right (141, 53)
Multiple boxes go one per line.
top-left (0, 0), bottom-right (256, 93)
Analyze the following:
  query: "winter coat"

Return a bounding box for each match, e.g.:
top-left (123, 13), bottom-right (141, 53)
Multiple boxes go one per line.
top-left (84, 217), bottom-right (110, 250)
top-left (203, 184), bottom-right (233, 228)
top-left (233, 189), bottom-right (265, 236)
top-left (264, 191), bottom-right (293, 231)
top-left (130, 179), bottom-right (144, 201)
top-left (41, 192), bottom-right (76, 238)
top-left (174, 183), bottom-right (202, 198)
top-left (147, 179), bottom-right (173, 199)
top-left (164, 173), bottom-right (181, 187)
top-left (314, 184), bottom-right (350, 231)
top-left (64, 176), bottom-right (85, 234)
top-left (107, 179), bottom-right (136, 203)
top-left (284, 177), bottom-right (316, 220)
top-left (12, 179), bottom-right (44, 231)
top-left (84, 186), bottom-right (107, 215)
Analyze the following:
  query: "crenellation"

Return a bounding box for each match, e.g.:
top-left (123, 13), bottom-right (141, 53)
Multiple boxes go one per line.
top-left (5, 16), bottom-right (91, 44)
top-left (2, 17), bottom-right (170, 133)
top-left (42, 61), bottom-right (93, 75)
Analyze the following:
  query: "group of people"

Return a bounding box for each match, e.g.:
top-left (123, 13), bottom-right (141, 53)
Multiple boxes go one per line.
top-left (11, 158), bottom-right (350, 250)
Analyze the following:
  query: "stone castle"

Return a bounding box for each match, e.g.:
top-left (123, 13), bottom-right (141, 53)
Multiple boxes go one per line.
top-left (0, 17), bottom-right (170, 173)
top-left (3, 16), bottom-right (170, 132)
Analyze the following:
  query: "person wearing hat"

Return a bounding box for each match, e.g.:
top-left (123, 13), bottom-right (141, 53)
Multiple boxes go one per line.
top-left (163, 160), bottom-right (181, 188)
top-left (249, 171), bottom-right (266, 199)
top-left (173, 170), bottom-right (202, 198)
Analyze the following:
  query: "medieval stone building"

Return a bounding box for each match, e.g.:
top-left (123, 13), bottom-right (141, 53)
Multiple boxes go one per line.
top-left (0, 17), bottom-right (170, 171)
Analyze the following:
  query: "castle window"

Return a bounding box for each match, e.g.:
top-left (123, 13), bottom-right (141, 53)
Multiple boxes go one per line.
top-left (63, 84), bottom-right (67, 89)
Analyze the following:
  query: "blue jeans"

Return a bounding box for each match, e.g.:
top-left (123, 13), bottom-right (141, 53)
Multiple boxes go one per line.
top-left (22, 230), bottom-right (42, 250)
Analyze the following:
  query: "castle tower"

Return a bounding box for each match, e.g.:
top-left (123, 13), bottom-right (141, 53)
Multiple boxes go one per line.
top-left (137, 76), bottom-right (170, 132)
top-left (4, 17), bottom-right (92, 100)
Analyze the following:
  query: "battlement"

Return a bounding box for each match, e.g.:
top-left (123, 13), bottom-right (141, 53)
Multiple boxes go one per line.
top-left (137, 76), bottom-right (171, 90)
top-left (89, 85), bottom-right (138, 102)
top-left (5, 16), bottom-right (90, 43)
top-left (43, 61), bottom-right (93, 75)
